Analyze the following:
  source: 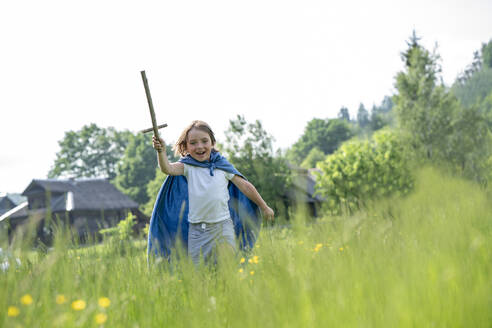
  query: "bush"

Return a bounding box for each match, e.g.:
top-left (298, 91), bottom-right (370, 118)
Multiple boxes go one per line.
top-left (99, 212), bottom-right (136, 242)
top-left (315, 130), bottom-right (414, 214)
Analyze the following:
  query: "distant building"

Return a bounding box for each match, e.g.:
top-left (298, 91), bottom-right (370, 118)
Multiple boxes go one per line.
top-left (0, 179), bottom-right (146, 244)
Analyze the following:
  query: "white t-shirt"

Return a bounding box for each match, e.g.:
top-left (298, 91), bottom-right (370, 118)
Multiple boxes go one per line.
top-left (183, 164), bottom-right (235, 223)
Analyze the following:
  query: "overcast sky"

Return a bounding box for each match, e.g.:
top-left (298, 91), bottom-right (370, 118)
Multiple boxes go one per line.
top-left (1, 0), bottom-right (491, 194)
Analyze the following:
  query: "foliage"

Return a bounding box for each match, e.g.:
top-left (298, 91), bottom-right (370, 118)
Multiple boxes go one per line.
top-left (99, 212), bottom-right (136, 242)
top-left (48, 124), bottom-right (132, 179)
top-left (112, 134), bottom-right (157, 206)
top-left (223, 115), bottom-right (291, 213)
top-left (337, 106), bottom-right (350, 121)
top-left (445, 104), bottom-right (492, 183)
top-left (482, 40), bottom-right (492, 69)
top-left (452, 68), bottom-right (492, 108)
top-left (300, 147), bottom-right (325, 169)
top-left (369, 96), bottom-right (394, 131)
top-left (393, 31), bottom-right (458, 160)
top-left (356, 103), bottom-right (369, 129)
top-left (315, 130), bottom-right (414, 214)
top-left (452, 40), bottom-right (492, 109)
top-left (288, 118), bottom-right (353, 165)
top-left (141, 168), bottom-right (168, 216)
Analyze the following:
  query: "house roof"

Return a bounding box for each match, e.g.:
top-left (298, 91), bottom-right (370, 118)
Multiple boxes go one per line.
top-left (0, 194), bottom-right (27, 215)
top-left (5, 194), bottom-right (27, 205)
top-left (21, 179), bottom-right (139, 211)
top-left (0, 202), bottom-right (28, 222)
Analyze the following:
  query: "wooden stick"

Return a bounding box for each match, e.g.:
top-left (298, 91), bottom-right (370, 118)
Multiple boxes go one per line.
top-left (140, 123), bottom-right (168, 134)
top-left (140, 71), bottom-right (160, 138)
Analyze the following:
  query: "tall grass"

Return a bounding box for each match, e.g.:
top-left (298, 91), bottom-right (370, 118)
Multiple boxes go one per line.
top-left (1, 168), bottom-right (490, 327)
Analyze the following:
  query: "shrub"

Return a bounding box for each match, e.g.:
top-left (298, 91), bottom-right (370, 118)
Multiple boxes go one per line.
top-left (315, 129), bottom-right (414, 214)
top-left (99, 212), bottom-right (136, 242)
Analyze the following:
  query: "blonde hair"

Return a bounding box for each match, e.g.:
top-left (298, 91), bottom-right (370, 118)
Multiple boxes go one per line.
top-left (173, 120), bottom-right (217, 157)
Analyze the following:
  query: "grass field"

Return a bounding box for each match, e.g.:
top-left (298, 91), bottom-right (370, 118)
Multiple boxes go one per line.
top-left (1, 168), bottom-right (491, 327)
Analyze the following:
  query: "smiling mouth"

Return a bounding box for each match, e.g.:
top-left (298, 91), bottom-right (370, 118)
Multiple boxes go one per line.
top-left (196, 151), bottom-right (206, 156)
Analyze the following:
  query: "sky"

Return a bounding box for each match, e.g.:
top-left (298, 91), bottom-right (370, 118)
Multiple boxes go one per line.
top-left (1, 0), bottom-right (491, 194)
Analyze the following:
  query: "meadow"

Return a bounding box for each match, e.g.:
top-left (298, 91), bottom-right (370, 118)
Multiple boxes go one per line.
top-left (1, 168), bottom-right (491, 327)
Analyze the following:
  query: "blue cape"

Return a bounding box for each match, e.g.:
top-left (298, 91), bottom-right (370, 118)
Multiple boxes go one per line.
top-left (147, 151), bottom-right (261, 259)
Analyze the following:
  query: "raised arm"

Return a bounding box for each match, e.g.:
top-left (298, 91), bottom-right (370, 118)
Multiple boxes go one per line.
top-left (231, 175), bottom-right (274, 220)
top-left (153, 136), bottom-right (184, 176)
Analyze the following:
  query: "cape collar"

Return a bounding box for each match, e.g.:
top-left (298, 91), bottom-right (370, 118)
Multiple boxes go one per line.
top-left (178, 151), bottom-right (226, 176)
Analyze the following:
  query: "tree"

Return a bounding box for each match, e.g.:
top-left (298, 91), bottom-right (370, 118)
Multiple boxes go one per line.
top-left (482, 40), bottom-right (492, 69)
top-left (288, 118), bottom-right (353, 164)
top-left (223, 115), bottom-right (291, 214)
top-left (369, 96), bottom-right (394, 132)
top-left (112, 134), bottom-right (158, 206)
top-left (356, 103), bottom-right (370, 129)
top-left (445, 104), bottom-right (491, 181)
top-left (48, 124), bottom-right (132, 179)
top-left (300, 147), bottom-right (326, 169)
top-left (453, 40), bottom-right (492, 108)
top-left (141, 168), bottom-right (167, 216)
top-left (393, 31), bottom-right (457, 159)
top-left (337, 106), bottom-right (350, 121)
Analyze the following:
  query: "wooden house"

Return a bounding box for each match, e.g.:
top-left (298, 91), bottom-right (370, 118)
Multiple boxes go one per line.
top-left (0, 179), bottom-right (146, 244)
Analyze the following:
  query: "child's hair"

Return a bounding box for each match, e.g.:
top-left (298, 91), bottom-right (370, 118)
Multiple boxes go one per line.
top-left (173, 120), bottom-right (217, 157)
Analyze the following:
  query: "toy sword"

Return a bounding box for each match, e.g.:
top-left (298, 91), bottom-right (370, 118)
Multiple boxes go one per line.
top-left (140, 70), bottom-right (167, 136)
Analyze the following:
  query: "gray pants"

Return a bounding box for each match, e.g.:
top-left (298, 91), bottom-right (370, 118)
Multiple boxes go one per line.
top-left (188, 218), bottom-right (236, 265)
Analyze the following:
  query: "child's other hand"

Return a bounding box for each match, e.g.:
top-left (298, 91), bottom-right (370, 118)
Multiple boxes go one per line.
top-left (261, 206), bottom-right (274, 221)
top-left (152, 136), bottom-right (165, 153)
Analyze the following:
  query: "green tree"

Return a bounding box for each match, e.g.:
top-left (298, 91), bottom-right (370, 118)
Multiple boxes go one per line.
top-left (356, 103), bottom-right (370, 129)
top-left (48, 124), bottom-right (132, 179)
top-left (112, 134), bottom-right (158, 206)
top-left (288, 118), bottom-right (353, 164)
top-left (141, 168), bottom-right (168, 216)
top-left (446, 104), bottom-right (492, 182)
top-left (370, 96), bottom-right (394, 132)
top-left (337, 106), bottom-right (350, 121)
top-left (223, 115), bottom-right (291, 214)
top-left (452, 40), bottom-right (492, 108)
top-left (393, 31), bottom-right (457, 159)
top-left (482, 40), bottom-right (492, 69)
top-left (300, 147), bottom-right (326, 169)
top-left (315, 130), bottom-right (413, 214)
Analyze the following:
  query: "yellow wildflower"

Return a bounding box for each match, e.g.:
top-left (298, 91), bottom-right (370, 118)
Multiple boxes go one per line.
top-left (250, 270), bottom-right (255, 275)
top-left (240, 257), bottom-right (245, 264)
top-left (56, 295), bottom-right (67, 304)
top-left (7, 306), bottom-right (20, 317)
top-left (248, 258), bottom-right (253, 264)
top-left (298, 241), bottom-right (304, 245)
top-left (339, 247), bottom-right (344, 252)
top-left (239, 268), bottom-right (244, 273)
top-left (98, 297), bottom-right (111, 308)
top-left (95, 313), bottom-right (108, 325)
top-left (252, 255), bottom-right (259, 264)
top-left (314, 243), bottom-right (323, 252)
top-left (20, 294), bottom-right (33, 305)
top-left (71, 300), bottom-right (86, 311)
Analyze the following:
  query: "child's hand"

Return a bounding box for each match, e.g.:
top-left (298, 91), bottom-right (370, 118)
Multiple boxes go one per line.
top-left (152, 136), bottom-right (165, 153)
top-left (261, 206), bottom-right (274, 221)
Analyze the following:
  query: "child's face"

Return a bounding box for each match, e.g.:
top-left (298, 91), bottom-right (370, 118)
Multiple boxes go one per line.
top-left (186, 128), bottom-right (213, 162)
